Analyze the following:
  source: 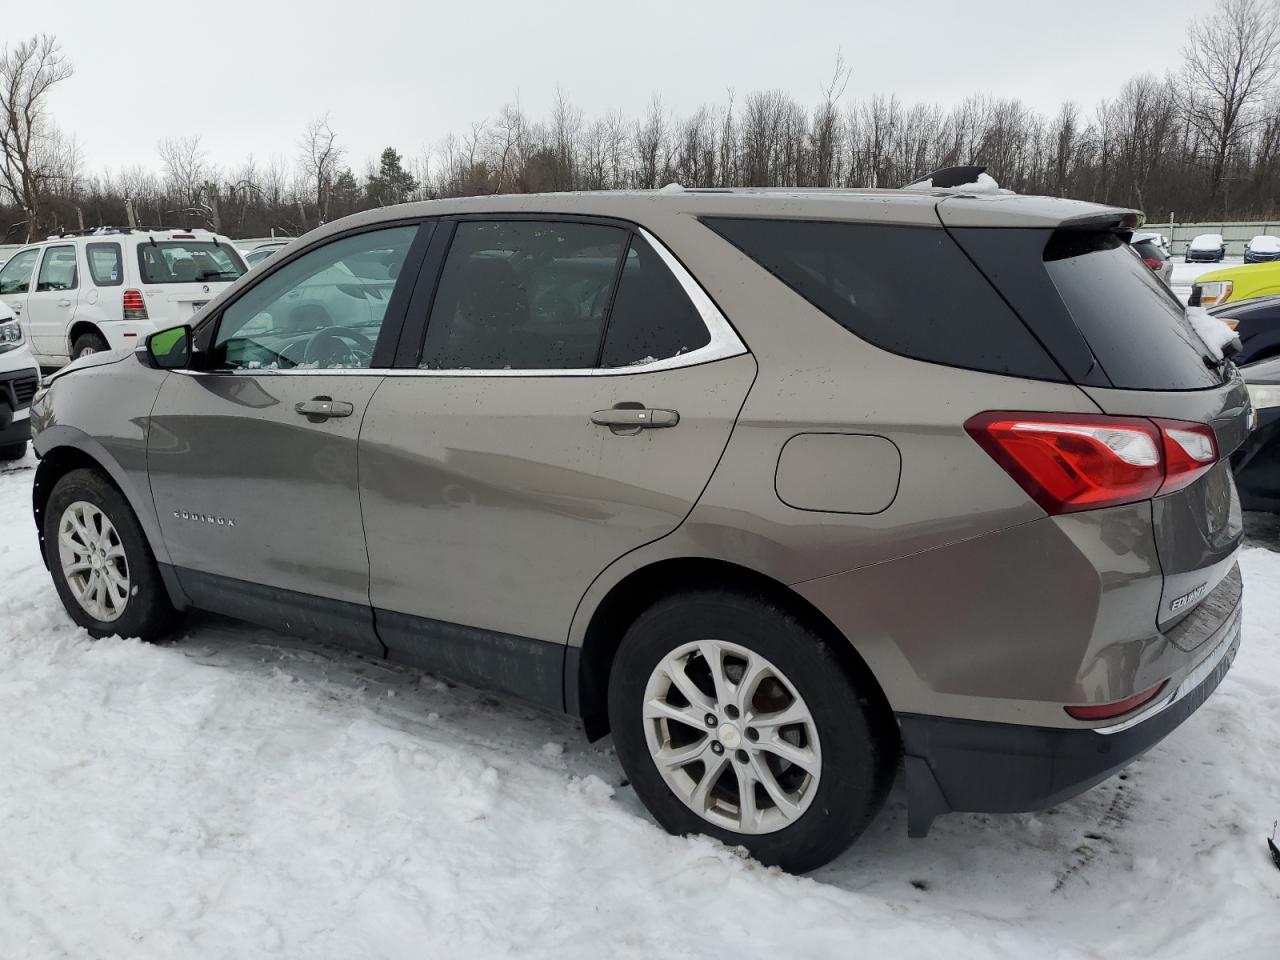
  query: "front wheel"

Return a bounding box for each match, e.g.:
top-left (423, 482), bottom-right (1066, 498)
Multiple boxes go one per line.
top-left (43, 468), bottom-right (181, 641)
top-left (608, 589), bottom-right (897, 873)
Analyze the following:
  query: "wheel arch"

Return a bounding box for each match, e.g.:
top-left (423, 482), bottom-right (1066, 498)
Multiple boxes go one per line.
top-left (568, 555), bottom-right (895, 742)
top-left (67, 320), bottom-right (106, 356)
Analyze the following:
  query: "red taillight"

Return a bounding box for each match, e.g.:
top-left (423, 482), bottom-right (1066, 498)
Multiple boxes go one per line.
top-left (965, 412), bottom-right (1220, 515)
top-left (1155, 419), bottom-right (1218, 495)
top-left (1065, 680), bottom-right (1167, 721)
top-left (1142, 257), bottom-right (1163, 270)
top-left (122, 289), bottom-right (148, 321)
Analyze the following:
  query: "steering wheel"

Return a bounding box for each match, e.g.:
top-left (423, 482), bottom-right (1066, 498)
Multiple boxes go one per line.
top-left (297, 327), bottom-right (375, 368)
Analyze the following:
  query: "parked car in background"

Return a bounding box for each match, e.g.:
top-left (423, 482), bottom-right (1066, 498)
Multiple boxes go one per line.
top-left (1207, 296), bottom-right (1280, 365)
top-left (0, 228), bottom-right (247, 367)
top-left (1132, 234), bottom-right (1174, 285)
top-left (1233, 356), bottom-right (1280, 512)
top-left (1132, 231), bottom-right (1171, 257)
top-left (244, 240), bottom-right (291, 269)
top-left (29, 186), bottom-right (1248, 872)
top-left (1186, 233), bottom-right (1227, 262)
top-left (1244, 235), bottom-right (1280, 264)
top-left (1190, 259), bottom-right (1280, 308)
top-left (0, 302), bottom-right (40, 461)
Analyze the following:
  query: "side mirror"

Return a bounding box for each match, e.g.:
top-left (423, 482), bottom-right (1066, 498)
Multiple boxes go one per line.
top-left (145, 324), bottom-right (193, 369)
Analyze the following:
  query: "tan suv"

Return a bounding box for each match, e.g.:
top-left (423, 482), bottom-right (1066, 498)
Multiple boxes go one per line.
top-left (28, 183), bottom-right (1247, 872)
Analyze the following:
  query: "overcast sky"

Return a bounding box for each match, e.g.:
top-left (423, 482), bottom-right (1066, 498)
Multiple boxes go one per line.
top-left (9, 0), bottom-right (1208, 175)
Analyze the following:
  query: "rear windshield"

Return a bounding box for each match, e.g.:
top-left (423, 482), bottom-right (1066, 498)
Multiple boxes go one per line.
top-left (1132, 239), bottom-right (1167, 261)
top-left (1043, 231), bottom-right (1220, 390)
top-left (137, 241), bottom-right (245, 284)
top-left (702, 217), bottom-right (1062, 380)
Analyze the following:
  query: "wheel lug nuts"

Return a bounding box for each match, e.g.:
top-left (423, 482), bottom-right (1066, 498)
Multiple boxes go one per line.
top-left (704, 714), bottom-right (717, 728)
top-left (735, 749), bottom-right (749, 764)
top-left (725, 705), bottom-right (739, 720)
top-left (710, 742), bottom-right (724, 755)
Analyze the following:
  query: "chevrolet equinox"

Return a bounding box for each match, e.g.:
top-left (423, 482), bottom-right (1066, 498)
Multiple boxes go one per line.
top-left (29, 185), bottom-right (1247, 872)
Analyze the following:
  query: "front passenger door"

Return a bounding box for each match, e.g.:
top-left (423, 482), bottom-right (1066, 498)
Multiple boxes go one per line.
top-left (147, 223), bottom-right (430, 655)
top-left (25, 245), bottom-right (80, 358)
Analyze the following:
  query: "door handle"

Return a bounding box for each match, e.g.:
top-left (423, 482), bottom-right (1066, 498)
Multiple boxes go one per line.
top-left (11, 304), bottom-right (21, 314)
top-left (295, 396), bottom-right (354, 420)
top-left (57, 298), bottom-right (72, 307)
top-left (591, 407), bottom-right (680, 429)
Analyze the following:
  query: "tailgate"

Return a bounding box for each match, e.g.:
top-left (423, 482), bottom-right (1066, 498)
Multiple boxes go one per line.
top-left (1081, 380), bottom-right (1249, 632)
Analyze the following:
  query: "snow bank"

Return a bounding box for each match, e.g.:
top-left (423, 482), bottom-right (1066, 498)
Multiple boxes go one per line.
top-left (1187, 306), bottom-right (1240, 360)
top-left (1, 450), bottom-right (1278, 959)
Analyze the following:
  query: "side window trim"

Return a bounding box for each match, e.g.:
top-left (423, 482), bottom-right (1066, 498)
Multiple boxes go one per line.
top-left (398, 219), bottom-right (746, 377)
top-left (192, 219), bottom-right (435, 374)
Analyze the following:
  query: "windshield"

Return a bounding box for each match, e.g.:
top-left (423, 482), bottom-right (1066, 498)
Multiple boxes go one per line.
top-left (137, 241), bottom-right (246, 284)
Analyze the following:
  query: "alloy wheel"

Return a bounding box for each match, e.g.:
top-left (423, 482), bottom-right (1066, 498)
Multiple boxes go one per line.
top-left (57, 500), bottom-right (130, 623)
top-left (642, 639), bottom-right (822, 835)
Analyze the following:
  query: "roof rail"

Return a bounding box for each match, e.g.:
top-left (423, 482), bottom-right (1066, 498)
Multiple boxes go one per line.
top-left (47, 225), bottom-right (171, 239)
top-left (902, 165), bottom-right (989, 189)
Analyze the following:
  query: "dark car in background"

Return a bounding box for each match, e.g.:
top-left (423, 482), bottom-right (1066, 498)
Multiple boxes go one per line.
top-left (1235, 357), bottom-right (1280, 512)
top-left (1209, 295), bottom-right (1280, 366)
top-left (1244, 235), bottom-right (1280, 264)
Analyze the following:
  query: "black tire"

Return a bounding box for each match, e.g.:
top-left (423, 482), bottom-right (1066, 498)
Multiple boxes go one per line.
top-left (608, 589), bottom-right (897, 873)
top-left (43, 467), bottom-right (181, 641)
top-left (0, 441), bottom-right (26, 461)
top-left (71, 331), bottom-right (109, 361)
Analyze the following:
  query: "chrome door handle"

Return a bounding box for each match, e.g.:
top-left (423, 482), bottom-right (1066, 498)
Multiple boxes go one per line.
top-left (591, 407), bottom-right (680, 429)
top-left (295, 396), bottom-right (354, 420)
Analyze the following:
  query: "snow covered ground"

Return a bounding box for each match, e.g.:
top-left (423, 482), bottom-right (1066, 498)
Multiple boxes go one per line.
top-left (1, 448), bottom-right (1278, 959)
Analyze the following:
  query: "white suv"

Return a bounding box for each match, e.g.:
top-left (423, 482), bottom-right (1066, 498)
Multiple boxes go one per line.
top-left (0, 302), bottom-right (40, 460)
top-left (0, 228), bottom-right (247, 367)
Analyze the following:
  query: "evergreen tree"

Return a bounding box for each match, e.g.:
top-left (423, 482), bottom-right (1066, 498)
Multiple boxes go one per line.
top-left (366, 147), bottom-right (418, 206)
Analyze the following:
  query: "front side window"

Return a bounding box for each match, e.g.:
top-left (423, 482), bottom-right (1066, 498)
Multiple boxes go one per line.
top-left (0, 248), bottom-right (40, 295)
top-left (86, 242), bottom-right (123, 286)
top-left (601, 235), bottom-right (711, 367)
top-left (35, 245), bottom-right (78, 292)
top-left (138, 241), bottom-right (245, 284)
top-left (212, 225), bottom-right (418, 371)
top-left (421, 220), bottom-right (627, 370)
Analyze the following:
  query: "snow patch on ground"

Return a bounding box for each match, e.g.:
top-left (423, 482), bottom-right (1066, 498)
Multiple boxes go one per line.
top-left (0, 449), bottom-right (1277, 958)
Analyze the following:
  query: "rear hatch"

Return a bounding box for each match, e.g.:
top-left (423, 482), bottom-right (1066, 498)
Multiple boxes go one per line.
top-left (135, 234), bottom-right (247, 320)
top-left (942, 201), bottom-right (1248, 638)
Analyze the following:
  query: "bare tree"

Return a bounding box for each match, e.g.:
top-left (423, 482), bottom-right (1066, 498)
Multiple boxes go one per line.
top-left (1183, 0), bottom-right (1280, 200)
top-left (157, 134), bottom-right (208, 210)
top-left (0, 34), bottom-right (74, 240)
top-left (298, 115), bottom-right (343, 223)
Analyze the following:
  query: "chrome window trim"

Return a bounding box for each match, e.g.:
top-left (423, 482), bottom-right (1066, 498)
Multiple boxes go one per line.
top-left (192, 225), bottom-right (746, 379)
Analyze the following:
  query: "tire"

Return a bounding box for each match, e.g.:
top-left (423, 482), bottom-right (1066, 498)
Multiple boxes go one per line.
top-left (608, 589), bottom-right (897, 873)
top-left (43, 467), bottom-right (181, 641)
top-left (0, 441), bottom-right (26, 461)
top-left (71, 331), bottom-right (109, 361)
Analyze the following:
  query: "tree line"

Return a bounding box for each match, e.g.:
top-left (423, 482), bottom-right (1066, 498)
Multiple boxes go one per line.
top-left (2, 0), bottom-right (1279, 242)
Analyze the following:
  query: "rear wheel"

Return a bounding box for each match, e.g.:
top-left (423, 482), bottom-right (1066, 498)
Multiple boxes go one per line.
top-left (43, 468), bottom-right (181, 641)
top-left (608, 589), bottom-right (897, 873)
top-left (71, 331), bottom-right (109, 361)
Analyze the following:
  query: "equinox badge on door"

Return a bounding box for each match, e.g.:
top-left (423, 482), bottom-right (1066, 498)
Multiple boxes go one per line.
top-left (173, 510), bottom-right (236, 527)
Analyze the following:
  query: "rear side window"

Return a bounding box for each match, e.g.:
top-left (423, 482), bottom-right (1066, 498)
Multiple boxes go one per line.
top-left (702, 218), bottom-right (1062, 380)
top-left (1042, 232), bottom-right (1219, 390)
top-left (421, 220), bottom-right (627, 370)
top-left (602, 235), bottom-right (711, 367)
top-left (36, 245), bottom-right (78, 291)
top-left (137, 241), bottom-right (245, 284)
top-left (86, 242), bottom-right (123, 286)
top-left (0, 248), bottom-right (40, 294)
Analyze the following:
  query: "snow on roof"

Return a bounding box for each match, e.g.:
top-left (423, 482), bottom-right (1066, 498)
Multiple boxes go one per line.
top-left (904, 172), bottom-right (1004, 194)
top-left (1189, 234), bottom-right (1225, 249)
top-left (1248, 235), bottom-right (1280, 252)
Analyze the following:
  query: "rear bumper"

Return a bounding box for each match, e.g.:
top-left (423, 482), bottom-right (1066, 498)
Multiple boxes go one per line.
top-left (899, 602), bottom-right (1242, 837)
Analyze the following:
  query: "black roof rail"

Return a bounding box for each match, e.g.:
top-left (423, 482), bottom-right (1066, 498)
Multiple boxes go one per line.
top-left (902, 165), bottom-right (988, 189)
top-left (49, 225), bottom-right (170, 238)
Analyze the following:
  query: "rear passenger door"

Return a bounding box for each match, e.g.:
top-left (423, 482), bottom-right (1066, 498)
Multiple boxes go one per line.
top-left (359, 218), bottom-right (756, 705)
top-left (25, 245), bottom-right (80, 358)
